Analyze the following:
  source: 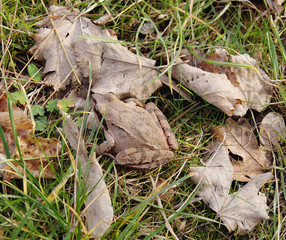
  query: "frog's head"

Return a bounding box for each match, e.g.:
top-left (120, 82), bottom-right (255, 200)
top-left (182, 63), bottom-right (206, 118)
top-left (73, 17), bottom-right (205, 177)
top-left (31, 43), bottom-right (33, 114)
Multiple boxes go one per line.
top-left (93, 93), bottom-right (117, 114)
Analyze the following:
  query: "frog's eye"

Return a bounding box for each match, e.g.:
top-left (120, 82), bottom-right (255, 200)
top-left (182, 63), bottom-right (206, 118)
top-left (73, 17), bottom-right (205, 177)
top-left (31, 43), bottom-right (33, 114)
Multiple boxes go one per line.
top-left (106, 93), bottom-right (117, 101)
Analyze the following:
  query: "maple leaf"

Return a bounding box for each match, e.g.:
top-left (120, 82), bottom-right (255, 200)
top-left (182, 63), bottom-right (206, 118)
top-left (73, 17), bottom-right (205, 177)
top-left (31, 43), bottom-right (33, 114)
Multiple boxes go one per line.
top-left (213, 114), bottom-right (285, 181)
top-left (259, 112), bottom-right (286, 150)
top-left (30, 5), bottom-right (162, 99)
top-left (190, 142), bottom-right (273, 234)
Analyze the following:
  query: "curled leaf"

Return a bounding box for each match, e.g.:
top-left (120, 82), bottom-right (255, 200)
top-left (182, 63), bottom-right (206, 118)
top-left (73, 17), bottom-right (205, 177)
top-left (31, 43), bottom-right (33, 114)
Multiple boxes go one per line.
top-left (64, 116), bottom-right (113, 238)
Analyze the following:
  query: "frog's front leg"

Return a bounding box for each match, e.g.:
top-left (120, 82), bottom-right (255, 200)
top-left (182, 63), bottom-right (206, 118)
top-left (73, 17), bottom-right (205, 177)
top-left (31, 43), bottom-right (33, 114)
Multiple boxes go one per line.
top-left (95, 130), bottom-right (115, 155)
top-left (145, 102), bottom-right (178, 150)
top-left (115, 148), bottom-right (174, 169)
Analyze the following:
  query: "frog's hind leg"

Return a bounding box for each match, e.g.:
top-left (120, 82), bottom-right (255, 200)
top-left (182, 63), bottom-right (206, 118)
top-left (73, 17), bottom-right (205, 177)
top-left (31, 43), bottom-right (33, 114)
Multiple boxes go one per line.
top-left (145, 102), bottom-right (178, 150)
top-left (116, 147), bottom-right (174, 169)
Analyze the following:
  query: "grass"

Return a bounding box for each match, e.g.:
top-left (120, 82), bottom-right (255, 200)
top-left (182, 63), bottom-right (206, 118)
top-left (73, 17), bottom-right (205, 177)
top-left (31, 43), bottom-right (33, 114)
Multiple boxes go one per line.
top-left (0, 0), bottom-right (286, 239)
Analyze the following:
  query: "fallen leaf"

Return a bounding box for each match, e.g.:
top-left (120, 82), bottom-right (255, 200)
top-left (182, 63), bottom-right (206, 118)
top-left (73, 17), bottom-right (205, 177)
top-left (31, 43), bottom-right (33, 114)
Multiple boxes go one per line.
top-left (30, 5), bottom-right (162, 99)
top-left (64, 115), bottom-right (113, 238)
top-left (219, 172), bottom-right (273, 234)
top-left (0, 111), bottom-right (34, 133)
top-left (266, 0), bottom-right (284, 15)
top-left (0, 94), bottom-right (59, 179)
top-left (214, 118), bottom-right (272, 181)
top-left (190, 141), bottom-right (273, 234)
top-left (172, 49), bottom-right (272, 116)
top-left (93, 14), bottom-right (112, 25)
top-left (172, 58), bottom-right (246, 116)
top-left (259, 112), bottom-right (286, 150)
top-left (3, 135), bottom-right (60, 179)
top-left (191, 142), bottom-right (234, 212)
top-left (0, 95), bottom-right (34, 155)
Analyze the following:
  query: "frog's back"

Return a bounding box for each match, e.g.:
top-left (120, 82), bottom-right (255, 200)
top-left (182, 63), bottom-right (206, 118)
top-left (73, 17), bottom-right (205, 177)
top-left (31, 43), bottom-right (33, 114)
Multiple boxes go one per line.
top-left (105, 100), bottom-right (169, 152)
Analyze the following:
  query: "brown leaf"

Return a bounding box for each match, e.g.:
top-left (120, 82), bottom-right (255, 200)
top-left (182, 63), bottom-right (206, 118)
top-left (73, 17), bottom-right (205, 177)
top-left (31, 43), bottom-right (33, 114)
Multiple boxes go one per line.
top-left (0, 111), bottom-right (33, 132)
top-left (172, 49), bottom-right (272, 116)
top-left (0, 104), bottom-right (33, 156)
top-left (259, 112), bottom-right (286, 150)
top-left (64, 115), bottom-right (113, 238)
top-left (2, 135), bottom-right (60, 179)
top-left (219, 172), bottom-right (273, 234)
top-left (13, 135), bottom-right (59, 159)
top-left (30, 5), bottom-right (162, 99)
top-left (0, 94), bottom-right (60, 179)
top-left (214, 118), bottom-right (272, 181)
top-left (172, 58), bottom-right (246, 116)
top-left (191, 142), bottom-right (234, 212)
top-left (190, 142), bottom-right (273, 234)
top-left (266, 0), bottom-right (284, 15)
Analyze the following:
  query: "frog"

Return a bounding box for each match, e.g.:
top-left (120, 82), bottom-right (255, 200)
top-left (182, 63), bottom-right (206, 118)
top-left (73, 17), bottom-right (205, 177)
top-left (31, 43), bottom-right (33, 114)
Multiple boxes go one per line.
top-left (93, 93), bottom-right (178, 169)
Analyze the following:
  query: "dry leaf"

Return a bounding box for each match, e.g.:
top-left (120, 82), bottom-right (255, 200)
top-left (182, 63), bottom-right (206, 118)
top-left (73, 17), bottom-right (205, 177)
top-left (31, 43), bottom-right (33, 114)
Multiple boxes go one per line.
top-left (190, 142), bottom-right (273, 234)
top-left (3, 135), bottom-right (60, 179)
top-left (0, 96), bottom-right (33, 156)
top-left (191, 142), bottom-right (234, 212)
top-left (0, 94), bottom-right (59, 179)
top-left (259, 112), bottom-right (286, 150)
top-left (93, 15), bottom-right (112, 25)
top-left (172, 49), bottom-right (272, 116)
top-left (219, 172), bottom-right (273, 234)
top-left (266, 0), bottom-right (284, 15)
top-left (30, 5), bottom-right (162, 99)
top-left (214, 118), bottom-right (272, 181)
top-left (64, 115), bottom-right (113, 238)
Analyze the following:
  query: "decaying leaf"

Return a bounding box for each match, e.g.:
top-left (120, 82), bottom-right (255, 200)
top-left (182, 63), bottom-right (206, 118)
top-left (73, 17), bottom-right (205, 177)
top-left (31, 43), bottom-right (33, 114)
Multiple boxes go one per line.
top-left (155, 178), bottom-right (176, 203)
top-left (30, 5), bottom-right (162, 99)
top-left (0, 94), bottom-right (59, 179)
top-left (259, 112), bottom-right (286, 150)
top-left (214, 118), bottom-right (271, 181)
top-left (219, 172), bottom-right (273, 234)
top-left (190, 142), bottom-right (273, 234)
top-left (191, 142), bottom-right (234, 212)
top-left (266, 0), bottom-right (284, 15)
top-left (172, 49), bottom-right (272, 116)
top-left (0, 97), bottom-right (33, 156)
top-left (64, 115), bottom-right (113, 238)
top-left (3, 135), bottom-right (60, 179)
top-left (213, 114), bottom-right (285, 181)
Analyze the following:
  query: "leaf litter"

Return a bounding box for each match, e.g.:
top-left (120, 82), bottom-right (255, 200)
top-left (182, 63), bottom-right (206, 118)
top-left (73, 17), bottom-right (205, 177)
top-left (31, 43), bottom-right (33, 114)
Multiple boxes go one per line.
top-left (213, 113), bottom-right (285, 181)
top-left (3, 3), bottom-right (284, 237)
